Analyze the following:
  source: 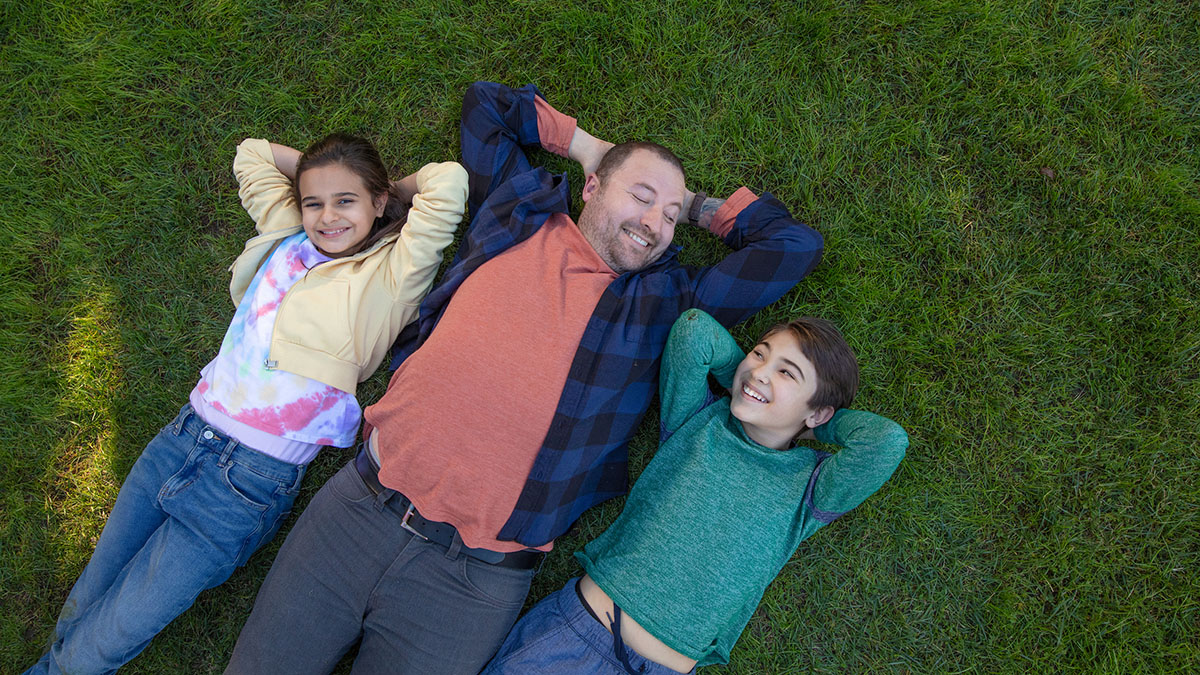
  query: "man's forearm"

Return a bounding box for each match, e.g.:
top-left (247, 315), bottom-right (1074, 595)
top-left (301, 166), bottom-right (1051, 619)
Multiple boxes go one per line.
top-left (684, 190), bottom-right (726, 231)
top-left (567, 127), bottom-right (612, 176)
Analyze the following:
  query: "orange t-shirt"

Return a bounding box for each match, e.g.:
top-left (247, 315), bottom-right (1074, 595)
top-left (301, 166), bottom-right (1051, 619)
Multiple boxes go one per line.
top-left (363, 213), bottom-right (617, 552)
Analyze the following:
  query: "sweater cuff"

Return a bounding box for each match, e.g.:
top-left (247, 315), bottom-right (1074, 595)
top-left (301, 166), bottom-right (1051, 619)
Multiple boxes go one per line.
top-left (709, 187), bottom-right (758, 238)
top-left (535, 96), bottom-right (577, 158)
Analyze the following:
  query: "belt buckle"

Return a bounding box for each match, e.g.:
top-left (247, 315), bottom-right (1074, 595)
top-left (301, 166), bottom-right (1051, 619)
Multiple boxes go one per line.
top-left (400, 503), bottom-right (428, 541)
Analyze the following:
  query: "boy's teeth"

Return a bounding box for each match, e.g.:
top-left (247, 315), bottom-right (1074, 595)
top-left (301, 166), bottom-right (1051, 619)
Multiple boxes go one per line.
top-left (743, 384), bottom-right (766, 402)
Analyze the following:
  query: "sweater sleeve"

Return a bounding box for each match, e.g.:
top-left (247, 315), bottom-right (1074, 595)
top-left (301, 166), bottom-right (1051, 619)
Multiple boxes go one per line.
top-left (659, 309), bottom-right (744, 436)
top-left (232, 138), bottom-right (301, 236)
top-left (806, 409), bottom-right (908, 522)
top-left (385, 161), bottom-right (469, 310)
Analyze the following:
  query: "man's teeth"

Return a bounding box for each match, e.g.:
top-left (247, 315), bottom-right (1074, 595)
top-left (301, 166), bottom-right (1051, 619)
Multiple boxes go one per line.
top-left (625, 230), bottom-right (649, 247)
top-left (743, 384), bottom-right (767, 402)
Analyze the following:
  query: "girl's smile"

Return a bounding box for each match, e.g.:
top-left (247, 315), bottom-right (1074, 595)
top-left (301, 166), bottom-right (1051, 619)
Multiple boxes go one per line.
top-left (297, 163), bottom-right (387, 257)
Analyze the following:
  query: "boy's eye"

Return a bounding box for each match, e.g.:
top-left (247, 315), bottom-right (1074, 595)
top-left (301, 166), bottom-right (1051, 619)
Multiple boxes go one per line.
top-left (338, 198), bottom-right (354, 205)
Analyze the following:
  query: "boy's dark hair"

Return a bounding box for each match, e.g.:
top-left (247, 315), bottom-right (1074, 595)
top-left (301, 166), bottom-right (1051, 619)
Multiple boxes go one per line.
top-left (594, 141), bottom-right (686, 186)
top-left (294, 132), bottom-right (408, 257)
top-left (761, 317), bottom-right (859, 411)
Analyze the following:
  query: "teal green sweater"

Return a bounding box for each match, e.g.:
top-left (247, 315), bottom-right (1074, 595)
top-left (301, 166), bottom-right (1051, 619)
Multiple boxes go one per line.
top-left (576, 309), bottom-right (908, 666)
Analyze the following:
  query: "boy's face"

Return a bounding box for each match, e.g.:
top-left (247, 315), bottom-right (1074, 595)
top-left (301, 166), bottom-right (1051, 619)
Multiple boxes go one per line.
top-left (730, 330), bottom-right (828, 449)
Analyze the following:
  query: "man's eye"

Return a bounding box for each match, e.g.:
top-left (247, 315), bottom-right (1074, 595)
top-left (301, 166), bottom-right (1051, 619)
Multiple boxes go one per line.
top-left (632, 194), bottom-right (648, 204)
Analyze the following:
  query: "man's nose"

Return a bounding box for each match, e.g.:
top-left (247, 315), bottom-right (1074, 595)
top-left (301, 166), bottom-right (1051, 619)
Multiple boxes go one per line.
top-left (640, 205), bottom-right (663, 230)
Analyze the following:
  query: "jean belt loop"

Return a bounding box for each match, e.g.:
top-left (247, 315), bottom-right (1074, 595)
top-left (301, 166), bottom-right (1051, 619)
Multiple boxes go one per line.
top-left (217, 436), bottom-right (238, 467)
top-left (373, 487), bottom-right (392, 511)
top-left (289, 461), bottom-right (306, 492)
top-left (445, 531), bottom-right (465, 560)
top-left (173, 405), bottom-right (192, 435)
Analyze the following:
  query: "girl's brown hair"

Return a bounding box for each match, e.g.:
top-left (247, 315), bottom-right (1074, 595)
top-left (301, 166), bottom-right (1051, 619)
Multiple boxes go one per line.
top-left (294, 133), bottom-right (408, 257)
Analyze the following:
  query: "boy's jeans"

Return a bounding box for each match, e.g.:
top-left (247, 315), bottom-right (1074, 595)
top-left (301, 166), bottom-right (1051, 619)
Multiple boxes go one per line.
top-left (483, 577), bottom-right (695, 675)
top-left (25, 404), bottom-right (304, 675)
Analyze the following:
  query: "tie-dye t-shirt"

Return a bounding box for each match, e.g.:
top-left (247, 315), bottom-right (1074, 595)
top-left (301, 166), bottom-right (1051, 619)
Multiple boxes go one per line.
top-left (191, 232), bottom-right (362, 454)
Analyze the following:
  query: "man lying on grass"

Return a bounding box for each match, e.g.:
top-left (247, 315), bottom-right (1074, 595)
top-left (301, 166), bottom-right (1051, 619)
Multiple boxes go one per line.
top-left (484, 308), bottom-right (908, 674)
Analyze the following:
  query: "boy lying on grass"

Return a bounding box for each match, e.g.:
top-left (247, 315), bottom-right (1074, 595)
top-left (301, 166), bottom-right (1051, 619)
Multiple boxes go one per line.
top-left (484, 308), bottom-right (909, 674)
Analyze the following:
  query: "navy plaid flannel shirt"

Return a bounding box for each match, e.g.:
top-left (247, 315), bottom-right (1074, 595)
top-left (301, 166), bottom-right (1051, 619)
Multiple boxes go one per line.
top-left (389, 82), bottom-right (824, 547)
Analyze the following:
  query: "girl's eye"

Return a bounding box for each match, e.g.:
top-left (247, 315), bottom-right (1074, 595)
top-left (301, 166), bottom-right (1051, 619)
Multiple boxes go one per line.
top-left (781, 370), bottom-right (795, 379)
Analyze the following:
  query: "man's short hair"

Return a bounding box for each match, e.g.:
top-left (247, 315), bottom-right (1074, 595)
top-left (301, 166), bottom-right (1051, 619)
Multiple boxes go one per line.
top-left (761, 318), bottom-right (859, 411)
top-left (594, 141), bottom-right (686, 185)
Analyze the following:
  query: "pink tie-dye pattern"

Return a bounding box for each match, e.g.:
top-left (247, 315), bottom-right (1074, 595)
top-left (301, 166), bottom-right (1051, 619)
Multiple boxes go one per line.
top-left (231, 389), bottom-right (340, 436)
top-left (197, 233), bottom-right (358, 447)
top-left (255, 299), bottom-right (280, 319)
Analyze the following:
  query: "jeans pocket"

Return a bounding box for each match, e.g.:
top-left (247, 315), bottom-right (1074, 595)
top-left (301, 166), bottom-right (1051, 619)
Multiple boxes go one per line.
top-left (329, 460), bottom-right (376, 505)
top-left (458, 555), bottom-right (535, 609)
top-left (222, 461), bottom-right (275, 511)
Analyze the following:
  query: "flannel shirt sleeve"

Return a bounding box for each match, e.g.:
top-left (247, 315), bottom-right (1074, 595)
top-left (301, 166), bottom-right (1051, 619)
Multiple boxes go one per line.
top-left (459, 81), bottom-right (549, 216)
top-left (683, 192), bottom-right (824, 328)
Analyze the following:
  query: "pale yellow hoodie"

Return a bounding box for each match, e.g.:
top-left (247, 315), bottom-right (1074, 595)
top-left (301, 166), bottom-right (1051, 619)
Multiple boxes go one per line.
top-left (227, 138), bottom-right (467, 395)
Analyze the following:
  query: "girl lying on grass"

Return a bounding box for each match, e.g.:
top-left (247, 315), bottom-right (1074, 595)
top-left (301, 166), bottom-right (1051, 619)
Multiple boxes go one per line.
top-left (484, 308), bottom-right (908, 674)
top-left (25, 134), bottom-right (468, 675)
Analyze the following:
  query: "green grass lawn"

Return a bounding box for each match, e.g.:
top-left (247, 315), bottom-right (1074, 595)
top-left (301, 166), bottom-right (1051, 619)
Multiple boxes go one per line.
top-left (2, 0), bottom-right (1197, 672)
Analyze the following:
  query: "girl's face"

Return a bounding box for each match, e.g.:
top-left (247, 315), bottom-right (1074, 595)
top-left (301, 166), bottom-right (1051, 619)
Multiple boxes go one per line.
top-left (297, 163), bottom-right (386, 257)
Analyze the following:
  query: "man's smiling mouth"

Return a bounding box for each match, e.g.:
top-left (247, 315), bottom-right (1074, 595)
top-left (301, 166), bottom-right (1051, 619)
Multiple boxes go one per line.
top-left (624, 228), bottom-right (650, 248)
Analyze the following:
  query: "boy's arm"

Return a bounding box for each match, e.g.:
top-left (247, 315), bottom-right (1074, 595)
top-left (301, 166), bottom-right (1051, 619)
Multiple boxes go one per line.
top-left (659, 309), bottom-right (744, 435)
top-left (804, 410), bottom-right (908, 524)
top-left (459, 81), bottom-right (576, 216)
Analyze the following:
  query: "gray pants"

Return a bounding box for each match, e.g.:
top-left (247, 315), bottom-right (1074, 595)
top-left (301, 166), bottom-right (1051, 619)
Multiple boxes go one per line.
top-left (225, 460), bottom-right (536, 674)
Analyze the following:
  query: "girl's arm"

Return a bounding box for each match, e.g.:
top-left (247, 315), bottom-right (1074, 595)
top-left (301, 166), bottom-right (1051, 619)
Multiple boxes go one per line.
top-left (659, 309), bottom-right (744, 435)
top-left (269, 143), bottom-right (301, 181)
top-left (385, 161), bottom-right (469, 309)
top-left (233, 138), bottom-right (301, 236)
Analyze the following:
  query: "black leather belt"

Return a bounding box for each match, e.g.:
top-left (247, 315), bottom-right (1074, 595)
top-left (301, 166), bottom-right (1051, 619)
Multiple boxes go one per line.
top-left (353, 447), bottom-right (544, 570)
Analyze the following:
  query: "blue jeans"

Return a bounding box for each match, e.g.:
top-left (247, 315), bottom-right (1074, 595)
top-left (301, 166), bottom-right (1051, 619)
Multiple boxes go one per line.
top-left (25, 404), bottom-right (304, 675)
top-left (225, 459), bottom-right (537, 675)
top-left (483, 577), bottom-right (694, 675)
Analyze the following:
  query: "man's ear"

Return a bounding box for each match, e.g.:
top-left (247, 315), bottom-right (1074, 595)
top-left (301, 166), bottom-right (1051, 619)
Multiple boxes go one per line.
top-left (581, 173), bottom-right (601, 203)
top-left (806, 406), bottom-right (836, 430)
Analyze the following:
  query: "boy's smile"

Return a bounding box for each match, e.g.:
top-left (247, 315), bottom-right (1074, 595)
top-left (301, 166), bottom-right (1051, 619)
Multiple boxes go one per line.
top-left (729, 330), bottom-right (828, 450)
